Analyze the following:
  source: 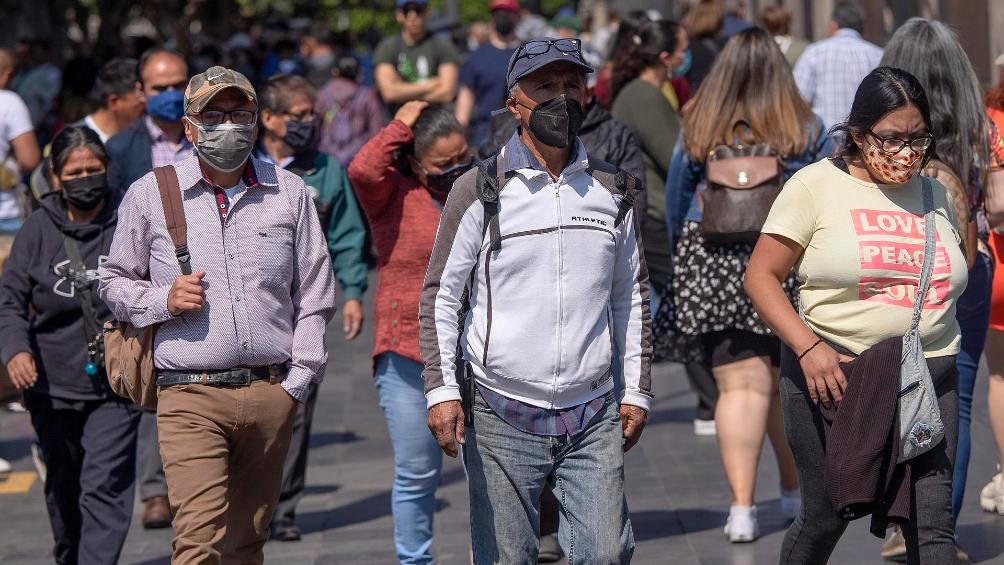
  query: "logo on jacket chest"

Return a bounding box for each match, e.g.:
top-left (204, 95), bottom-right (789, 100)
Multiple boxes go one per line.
top-left (570, 216), bottom-right (608, 227)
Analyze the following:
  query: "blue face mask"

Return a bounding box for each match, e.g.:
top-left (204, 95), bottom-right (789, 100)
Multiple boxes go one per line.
top-left (147, 89), bottom-right (185, 122)
top-left (672, 48), bottom-right (693, 78)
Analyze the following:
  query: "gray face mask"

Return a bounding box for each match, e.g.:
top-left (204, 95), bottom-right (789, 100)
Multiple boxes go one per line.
top-left (186, 118), bottom-right (255, 173)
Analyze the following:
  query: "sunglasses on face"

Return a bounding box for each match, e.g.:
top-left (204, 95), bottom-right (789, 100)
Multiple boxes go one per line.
top-left (506, 38), bottom-right (582, 78)
top-left (866, 129), bottom-right (934, 155)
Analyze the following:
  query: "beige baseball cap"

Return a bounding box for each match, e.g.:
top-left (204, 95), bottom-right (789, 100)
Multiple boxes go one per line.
top-left (184, 66), bottom-right (256, 114)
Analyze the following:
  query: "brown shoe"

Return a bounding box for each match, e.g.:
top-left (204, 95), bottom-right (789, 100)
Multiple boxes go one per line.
top-left (142, 496), bottom-right (172, 529)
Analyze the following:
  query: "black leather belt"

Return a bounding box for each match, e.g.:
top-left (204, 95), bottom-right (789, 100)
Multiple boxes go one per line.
top-left (156, 365), bottom-right (287, 388)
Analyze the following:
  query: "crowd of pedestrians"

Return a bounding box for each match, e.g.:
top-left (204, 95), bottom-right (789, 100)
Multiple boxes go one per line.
top-left (1, 1), bottom-right (1004, 564)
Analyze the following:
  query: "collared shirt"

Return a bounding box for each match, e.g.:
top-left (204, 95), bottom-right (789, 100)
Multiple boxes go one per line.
top-left (478, 130), bottom-right (609, 436)
top-left (98, 156), bottom-right (337, 402)
top-left (145, 116), bottom-right (195, 168)
top-left (254, 146), bottom-right (295, 170)
top-left (792, 29), bottom-right (883, 130)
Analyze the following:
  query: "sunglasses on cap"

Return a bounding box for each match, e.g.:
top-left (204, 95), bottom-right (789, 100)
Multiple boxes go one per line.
top-left (506, 38), bottom-right (582, 79)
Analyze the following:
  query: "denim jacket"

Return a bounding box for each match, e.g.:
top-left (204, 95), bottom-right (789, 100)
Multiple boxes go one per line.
top-left (664, 116), bottom-right (835, 248)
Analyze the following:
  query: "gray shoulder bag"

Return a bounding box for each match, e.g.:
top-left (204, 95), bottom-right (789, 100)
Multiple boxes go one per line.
top-left (898, 177), bottom-right (946, 462)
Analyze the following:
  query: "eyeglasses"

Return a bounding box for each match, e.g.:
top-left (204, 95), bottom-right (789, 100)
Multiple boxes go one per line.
top-left (507, 38), bottom-right (582, 78)
top-left (195, 109), bottom-right (257, 126)
top-left (866, 129), bottom-right (934, 155)
top-left (400, 3), bottom-right (427, 15)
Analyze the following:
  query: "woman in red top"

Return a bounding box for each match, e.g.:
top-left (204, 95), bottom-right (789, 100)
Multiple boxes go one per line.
top-left (347, 101), bottom-right (472, 564)
top-left (980, 80), bottom-right (1004, 517)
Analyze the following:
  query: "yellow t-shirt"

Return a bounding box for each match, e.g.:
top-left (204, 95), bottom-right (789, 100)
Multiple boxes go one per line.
top-left (761, 159), bottom-right (968, 357)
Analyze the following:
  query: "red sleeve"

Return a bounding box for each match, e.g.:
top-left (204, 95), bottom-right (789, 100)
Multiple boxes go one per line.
top-left (348, 120), bottom-right (413, 220)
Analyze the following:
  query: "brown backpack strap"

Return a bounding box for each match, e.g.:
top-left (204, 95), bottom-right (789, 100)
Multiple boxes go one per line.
top-left (152, 166), bottom-right (192, 275)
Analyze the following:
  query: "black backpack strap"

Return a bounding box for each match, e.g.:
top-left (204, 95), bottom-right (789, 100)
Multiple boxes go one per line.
top-left (585, 157), bottom-right (642, 228)
top-left (614, 169), bottom-right (642, 228)
top-left (476, 153), bottom-right (503, 251)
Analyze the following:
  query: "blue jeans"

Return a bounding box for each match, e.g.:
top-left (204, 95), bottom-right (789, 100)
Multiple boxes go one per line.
top-left (375, 353), bottom-right (443, 565)
top-left (464, 390), bottom-right (634, 565)
top-left (953, 251), bottom-right (993, 523)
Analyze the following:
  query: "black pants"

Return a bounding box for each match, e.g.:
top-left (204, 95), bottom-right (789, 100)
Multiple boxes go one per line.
top-left (272, 381), bottom-right (319, 526)
top-left (25, 391), bottom-right (142, 565)
top-left (778, 348), bottom-right (958, 565)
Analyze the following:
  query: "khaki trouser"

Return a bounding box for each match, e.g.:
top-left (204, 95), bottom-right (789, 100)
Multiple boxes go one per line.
top-left (157, 380), bottom-right (297, 565)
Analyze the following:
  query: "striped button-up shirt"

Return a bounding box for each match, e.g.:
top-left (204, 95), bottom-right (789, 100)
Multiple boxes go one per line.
top-left (793, 29), bottom-right (883, 130)
top-left (146, 116), bottom-right (195, 168)
top-left (98, 156), bottom-right (337, 401)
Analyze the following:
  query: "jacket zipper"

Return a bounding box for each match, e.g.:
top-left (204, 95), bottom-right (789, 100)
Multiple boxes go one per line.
top-left (551, 182), bottom-right (563, 408)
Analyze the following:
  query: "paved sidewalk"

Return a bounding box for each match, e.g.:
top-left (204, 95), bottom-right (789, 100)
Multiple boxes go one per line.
top-left (2, 291), bottom-right (1004, 563)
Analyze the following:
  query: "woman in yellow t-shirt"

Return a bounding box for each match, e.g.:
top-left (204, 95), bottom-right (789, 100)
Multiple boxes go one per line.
top-left (746, 67), bottom-right (966, 564)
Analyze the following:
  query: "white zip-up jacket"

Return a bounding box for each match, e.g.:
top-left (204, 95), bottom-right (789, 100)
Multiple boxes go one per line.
top-left (419, 134), bottom-right (653, 411)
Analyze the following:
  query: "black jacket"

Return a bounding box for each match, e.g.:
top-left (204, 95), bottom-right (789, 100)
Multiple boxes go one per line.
top-left (0, 191), bottom-right (118, 400)
top-left (106, 117), bottom-right (153, 195)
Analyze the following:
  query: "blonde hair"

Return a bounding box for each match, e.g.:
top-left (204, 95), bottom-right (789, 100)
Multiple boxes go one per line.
top-left (683, 27), bottom-right (815, 160)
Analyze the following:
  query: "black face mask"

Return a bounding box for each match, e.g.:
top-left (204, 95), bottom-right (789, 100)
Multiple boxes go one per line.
top-left (283, 119), bottom-right (317, 153)
top-left (424, 160), bottom-right (473, 194)
top-left (523, 95), bottom-right (585, 149)
top-left (492, 12), bottom-right (518, 37)
top-left (61, 173), bottom-right (108, 211)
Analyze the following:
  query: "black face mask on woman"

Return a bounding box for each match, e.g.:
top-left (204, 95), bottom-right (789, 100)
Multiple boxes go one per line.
top-left (521, 94), bottom-right (585, 149)
top-left (423, 160), bottom-right (473, 194)
top-left (61, 173), bottom-right (108, 211)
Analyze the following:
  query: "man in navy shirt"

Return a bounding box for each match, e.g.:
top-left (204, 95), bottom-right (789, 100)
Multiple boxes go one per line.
top-left (454, 0), bottom-right (520, 149)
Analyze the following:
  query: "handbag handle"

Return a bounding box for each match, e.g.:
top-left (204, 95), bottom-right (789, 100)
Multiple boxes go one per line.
top-left (731, 119), bottom-right (753, 146)
top-left (909, 178), bottom-right (936, 333)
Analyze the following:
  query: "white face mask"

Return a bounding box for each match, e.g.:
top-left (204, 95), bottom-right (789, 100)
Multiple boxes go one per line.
top-left (186, 117), bottom-right (255, 173)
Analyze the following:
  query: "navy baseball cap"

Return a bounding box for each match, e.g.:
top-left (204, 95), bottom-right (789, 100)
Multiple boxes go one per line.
top-left (396, 0), bottom-right (427, 7)
top-left (506, 38), bottom-right (594, 91)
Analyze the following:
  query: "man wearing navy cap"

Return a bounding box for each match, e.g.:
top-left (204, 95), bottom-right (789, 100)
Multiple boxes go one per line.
top-left (420, 39), bottom-right (653, 564)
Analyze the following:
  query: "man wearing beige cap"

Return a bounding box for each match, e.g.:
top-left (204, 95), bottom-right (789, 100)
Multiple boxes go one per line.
top-left (99, 66), bottom-right (337, 564)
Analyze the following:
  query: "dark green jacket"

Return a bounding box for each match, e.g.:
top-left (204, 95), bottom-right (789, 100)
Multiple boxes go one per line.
top-left (270, 148), bottom-right (368, 302)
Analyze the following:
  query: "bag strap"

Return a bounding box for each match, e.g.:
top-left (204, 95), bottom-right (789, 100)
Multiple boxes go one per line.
top-left (61, 235), bottom-right (102, 341)
top-left (909, 178), bottom-right (936, 332)
top-left (152, 165), bottom-right (192, 276)
top-left (476, 152), bottom-right (503, 252)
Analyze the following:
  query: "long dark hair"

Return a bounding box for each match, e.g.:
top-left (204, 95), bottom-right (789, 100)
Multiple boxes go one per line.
top-left (50, 126), bottom-right (108, 178)
top-left (831, 66), bottom-right (936, 165)
top-left (881, 18), bottom-right (988, 187)
top-left (609, 19), bottom-right (682, 104)
top-left (396, 105), bottom-right (464, 174)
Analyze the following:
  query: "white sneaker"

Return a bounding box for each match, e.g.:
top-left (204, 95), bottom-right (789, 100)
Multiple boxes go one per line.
top-left (724, 505), bottom-right (759, 543)
top-left (0, 456), bottom-right (11, 476)
top-left (780, 488), bottom-right (801, 521)
top-left (694, 418), bottom-right (717, 436)
top-left (980, 471), bottom-right (1004, 514)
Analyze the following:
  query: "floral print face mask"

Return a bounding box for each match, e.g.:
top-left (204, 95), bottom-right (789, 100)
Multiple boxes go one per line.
top-left (862, 142), bottom-right (924, 185)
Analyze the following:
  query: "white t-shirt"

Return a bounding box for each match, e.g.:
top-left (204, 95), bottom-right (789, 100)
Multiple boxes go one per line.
top-left (761, 158), bottom-right (968, 358)
top-left (83, 114), bottom-right (111, 144)
top-left (0, 90), bottom-right (34, 221)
